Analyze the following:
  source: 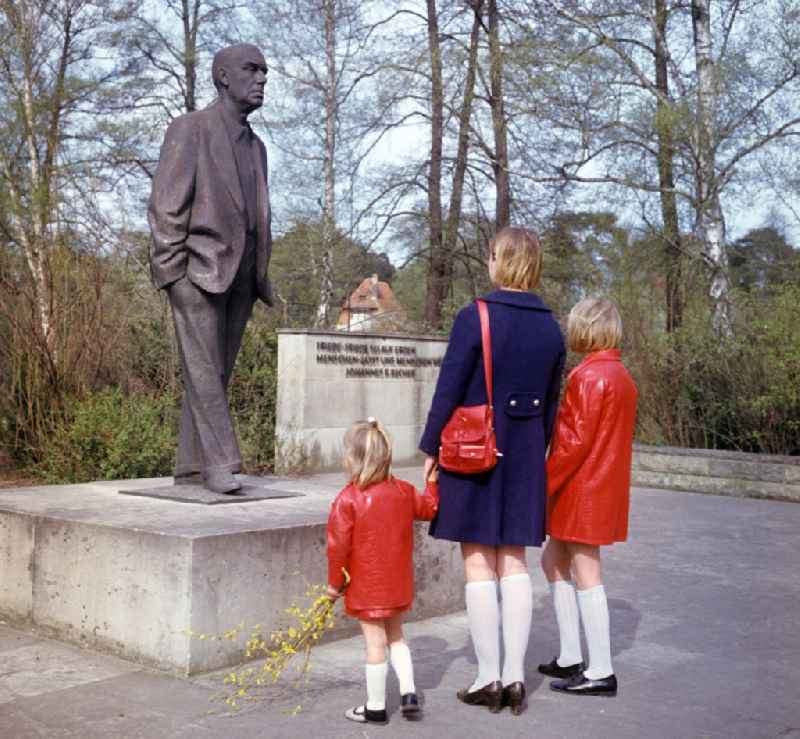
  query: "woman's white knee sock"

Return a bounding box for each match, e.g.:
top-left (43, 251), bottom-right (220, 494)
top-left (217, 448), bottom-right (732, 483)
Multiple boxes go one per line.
top-left (465, 579), bottom-right (500, 691)
top-left (365, 661), bottom-right (388, 710)
top-left (550, 579), bottom-right (583, 667)
top-left (389, 643), bottom-right (416, 695)
top-left (577, 584), bottom-right (613, 679)
top-left (500, 573), bottom-right (533, 685)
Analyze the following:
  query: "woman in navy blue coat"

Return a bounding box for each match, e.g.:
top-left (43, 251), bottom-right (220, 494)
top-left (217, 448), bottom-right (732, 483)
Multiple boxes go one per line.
top-left (419, 226), bottom-right (565, 715)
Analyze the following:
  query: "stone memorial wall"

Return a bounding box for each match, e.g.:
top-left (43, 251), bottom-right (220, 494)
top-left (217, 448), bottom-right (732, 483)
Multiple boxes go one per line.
top-left (275, 329), bottom-right (448, 474)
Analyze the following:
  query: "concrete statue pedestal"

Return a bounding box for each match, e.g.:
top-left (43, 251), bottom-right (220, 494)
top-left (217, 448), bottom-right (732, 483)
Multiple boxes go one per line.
top-left (0, 470), bottom-right (464, 676)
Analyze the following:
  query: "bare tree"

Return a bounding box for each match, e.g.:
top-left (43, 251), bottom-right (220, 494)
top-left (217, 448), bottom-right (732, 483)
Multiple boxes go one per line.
top-left (0, 0), bottom-right (141, 450)
top-left (654, 0), bottom-right (683, 331)
top-left (691, 0), bottom-right (730, 334)
top-left (438, 1), bottom-right (484, 320)
top-left (316, 0), bottom-right (339, 326)
top-left (0, 0), bottom-right (134, 358)
top-left (106, 0), bottom-right (244, 191)
top-left (487, 0), bottom-right (510, 228)
top-left (247, 0), bottom-right (389, 327)
top-left (423, 0), bottom-right (446, 327)
top-left (519, 0), bottom-right (800, 335)
top-left (126, 0), bottom-right (242, 120)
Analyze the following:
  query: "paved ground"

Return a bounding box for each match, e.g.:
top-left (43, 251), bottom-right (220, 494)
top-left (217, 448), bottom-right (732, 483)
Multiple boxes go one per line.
top-left (1, 486), bottom-right (799, 739)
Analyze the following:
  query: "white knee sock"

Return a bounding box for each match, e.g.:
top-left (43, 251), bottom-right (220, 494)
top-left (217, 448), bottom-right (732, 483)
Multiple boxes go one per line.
top-left (389, 643), bottom-right (416, 695)
top-left (550, 580), bottom-right (583, 667)
top-left (465, 579), bottom-right (501, 691)
top-left (500, 573), bottom-right (533, 685)
top-left (365, 661), bottom-right (388, 710)
top-left (577, 584), bottom-right (613, 679)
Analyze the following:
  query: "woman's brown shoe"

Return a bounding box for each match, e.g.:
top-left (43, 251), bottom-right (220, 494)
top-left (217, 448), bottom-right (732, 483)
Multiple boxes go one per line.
top-left (456, 680), bottom-right (503, 713)
top-left (503, 682), bottom-right (526, 715)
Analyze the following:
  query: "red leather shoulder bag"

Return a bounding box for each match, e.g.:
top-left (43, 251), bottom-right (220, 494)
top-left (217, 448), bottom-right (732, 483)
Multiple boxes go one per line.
top-left (438, 299), bottom-right (501, 474)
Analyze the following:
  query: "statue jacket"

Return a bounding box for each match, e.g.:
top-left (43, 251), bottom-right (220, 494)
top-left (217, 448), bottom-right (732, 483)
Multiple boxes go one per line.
top-left (147, 100), bottom-right (273, 304)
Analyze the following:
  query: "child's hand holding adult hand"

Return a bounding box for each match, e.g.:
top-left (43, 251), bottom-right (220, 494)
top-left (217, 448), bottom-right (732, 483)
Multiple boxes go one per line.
top-left (424, 455), bottom-right (438, 483)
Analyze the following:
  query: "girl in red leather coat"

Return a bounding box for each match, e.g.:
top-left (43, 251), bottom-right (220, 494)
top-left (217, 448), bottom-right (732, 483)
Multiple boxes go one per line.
top-left (539, 298), bottom-right (638, 698)
top-left (327, 418), bottom-right (439, 725)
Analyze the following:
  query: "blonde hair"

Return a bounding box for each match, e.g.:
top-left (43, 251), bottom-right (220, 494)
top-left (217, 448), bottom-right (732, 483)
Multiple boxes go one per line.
top-left (490, 226), bottom-right (543, 290)
top-left (567, 298), bottom-right (623, 353)
top-left (343, 417), bottom-right (392, 489)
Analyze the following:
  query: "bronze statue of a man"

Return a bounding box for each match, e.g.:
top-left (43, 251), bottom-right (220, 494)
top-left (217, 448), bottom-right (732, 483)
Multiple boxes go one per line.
top-left (148, 44), bottom-right (272, 494)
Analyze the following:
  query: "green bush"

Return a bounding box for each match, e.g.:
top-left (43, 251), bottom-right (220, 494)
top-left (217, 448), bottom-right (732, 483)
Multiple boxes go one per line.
top-left (627, 282), bottom-right (800, 455)
top-left (39, 388), bottom-right (178, 483)
top-left (35, 318), bottom-right (279, 484)
top-left (229, 320), bottom-right (279, 474)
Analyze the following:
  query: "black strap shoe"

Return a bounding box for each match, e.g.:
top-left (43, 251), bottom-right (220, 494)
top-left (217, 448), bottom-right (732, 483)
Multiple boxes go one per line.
top-left (457, 680), bottom-right (503, 713)
top-left (502, 682), bottom-right (526, 716)
top-left (400, 693), bottom-right (421, 718)
top-left (537, 657), bottom-right (585, 678)
top-left (550, 673), bottom-right (618, 697)
top-left (345, 704), bottom-right (388, 723)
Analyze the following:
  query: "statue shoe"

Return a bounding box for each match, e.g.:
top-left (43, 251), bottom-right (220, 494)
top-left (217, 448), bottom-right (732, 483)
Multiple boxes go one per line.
top-left (203, 471), bottom-right (242, 495)
top-left (537, 658), bottom-right (585, 678)
top-left (174, 472), bottom-right (202, 486)
top-left (456, 680), bottom-right (503, 713)
top-left (550, 673), bottom-right (618, 697)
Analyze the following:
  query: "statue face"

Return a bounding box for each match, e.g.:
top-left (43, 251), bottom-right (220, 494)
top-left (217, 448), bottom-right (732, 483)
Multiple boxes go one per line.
top-left (219, 46), bottom-right (268, 114)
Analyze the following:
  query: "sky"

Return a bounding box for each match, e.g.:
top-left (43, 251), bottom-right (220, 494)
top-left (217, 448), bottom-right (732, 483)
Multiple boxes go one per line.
top-left (126, 0), bottom-right (800, 260)
top-left (293, 113), bottom-right (800, 259)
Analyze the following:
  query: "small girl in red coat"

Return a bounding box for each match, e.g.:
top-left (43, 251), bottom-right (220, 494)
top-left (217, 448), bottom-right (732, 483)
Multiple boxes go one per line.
top-left (539, 298), bottom-right (637, 697)
top-left (327, 417), bottom-right (439, 725)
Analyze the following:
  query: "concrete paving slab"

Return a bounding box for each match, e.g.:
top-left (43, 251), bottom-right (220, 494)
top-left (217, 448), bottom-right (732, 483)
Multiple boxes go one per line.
top-left (0, 486), bottom-right (798, 739)
top-left (0, 641), bottom-right (136, 704)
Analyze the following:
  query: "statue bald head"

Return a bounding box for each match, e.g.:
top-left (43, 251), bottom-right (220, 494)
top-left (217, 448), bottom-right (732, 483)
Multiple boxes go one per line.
top-left (212, 44), bottom-right (268, 116)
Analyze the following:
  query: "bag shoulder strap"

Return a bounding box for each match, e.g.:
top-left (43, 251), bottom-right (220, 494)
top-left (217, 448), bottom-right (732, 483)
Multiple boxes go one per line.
top-left (476, 299), bottom-right (493, 407)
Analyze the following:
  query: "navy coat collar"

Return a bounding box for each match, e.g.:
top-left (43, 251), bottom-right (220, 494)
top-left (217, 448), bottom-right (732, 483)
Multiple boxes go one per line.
top-left (480, 289), bottom-right (552, 312)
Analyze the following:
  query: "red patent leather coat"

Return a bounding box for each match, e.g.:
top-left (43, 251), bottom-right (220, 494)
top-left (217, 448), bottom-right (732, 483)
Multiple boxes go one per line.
top-left (546, 349), bottom-right (638, 545)
top-left (327, 477), bottom-right (439, 617)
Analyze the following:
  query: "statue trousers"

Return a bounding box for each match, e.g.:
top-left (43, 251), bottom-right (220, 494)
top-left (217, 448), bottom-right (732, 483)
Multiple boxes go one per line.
top-left (168, 237), bottom-right (257, 476)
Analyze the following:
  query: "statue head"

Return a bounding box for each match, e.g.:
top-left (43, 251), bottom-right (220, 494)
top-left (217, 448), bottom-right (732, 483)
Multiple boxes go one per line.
top-left (212, 44), bottom-right (268, 116)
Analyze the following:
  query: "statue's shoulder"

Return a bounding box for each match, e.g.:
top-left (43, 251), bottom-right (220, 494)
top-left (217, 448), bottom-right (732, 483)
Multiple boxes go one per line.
top-left (165, 107), bottom-right (215, 136)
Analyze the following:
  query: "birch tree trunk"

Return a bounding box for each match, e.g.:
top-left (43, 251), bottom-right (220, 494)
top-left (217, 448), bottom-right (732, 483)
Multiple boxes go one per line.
top-left (314, 0), bottom-right (338, 327)
top-left (691, 0), bottom-right (731, 335)
top-left (1, 0), bottom-right (64, 360)
top-left (654, 0), bottom-right (683, 332)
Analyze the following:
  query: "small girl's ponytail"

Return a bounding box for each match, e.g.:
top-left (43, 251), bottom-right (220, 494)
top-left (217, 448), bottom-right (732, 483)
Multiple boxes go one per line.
top-left (344, 417), bottom-right (392, 489)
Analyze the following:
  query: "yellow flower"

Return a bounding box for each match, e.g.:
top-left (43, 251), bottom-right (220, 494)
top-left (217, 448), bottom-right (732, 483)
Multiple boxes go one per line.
top-left (192, 569), bottom-right (350, 715)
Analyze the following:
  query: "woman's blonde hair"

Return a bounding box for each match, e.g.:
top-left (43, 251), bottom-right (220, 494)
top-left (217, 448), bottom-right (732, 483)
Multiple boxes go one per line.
top-left (567, 298), bottom-right (623, 353)
top-left (490, 226), bottom-right (543, 290)
top-left (343, 417), bottom-right (392, 489)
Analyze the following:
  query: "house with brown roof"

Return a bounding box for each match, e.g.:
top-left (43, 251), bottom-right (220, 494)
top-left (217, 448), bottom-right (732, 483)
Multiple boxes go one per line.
top-left (336, 275), bottom-right (406, 332)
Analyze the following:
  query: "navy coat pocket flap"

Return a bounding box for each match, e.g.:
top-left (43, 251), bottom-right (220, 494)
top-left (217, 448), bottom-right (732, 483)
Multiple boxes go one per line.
top-left (504, 392), bottom-right (543, 418)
